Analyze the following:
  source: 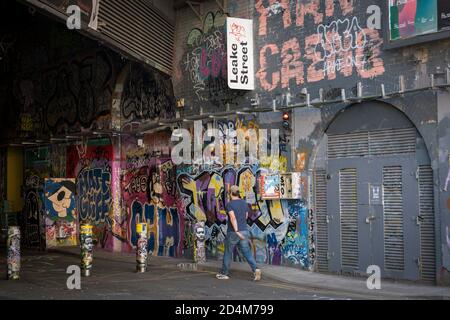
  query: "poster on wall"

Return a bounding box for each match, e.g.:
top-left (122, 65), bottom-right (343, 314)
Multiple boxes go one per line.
top-left (438, 0), bottom-right (450, 30)
top-left (44, 178), bottom-right (78, 247)
top-left (226, 17), bottom-right (254, 90)
top-left (292, 173), bottom-right (308, 200)
top-left (390, 0), bottom-right (438, 40)
top-left (279, 173), bottom-right (292, 199)
top-left (259, 174), bottom-right (280, 199)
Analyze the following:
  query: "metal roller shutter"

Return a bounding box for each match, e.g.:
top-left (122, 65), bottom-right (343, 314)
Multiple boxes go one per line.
top-left (98, 0), bottom-right (174, 75)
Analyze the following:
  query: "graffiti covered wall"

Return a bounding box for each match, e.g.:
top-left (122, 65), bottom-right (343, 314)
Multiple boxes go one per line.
top-left (67, 142), bottom-right (113, 247)
top-left (121, 131), bottom-right (183, 257)
top-left (173, 2), bottom-right (253, 114)
top-left (176, 163), bottom-right (310, 267)
top-left (14, 49), bottom-right (116, 137)
top-left (23, 147), bottom-right (52, 249)
top-left (119, 63), bottom-right (176, 129)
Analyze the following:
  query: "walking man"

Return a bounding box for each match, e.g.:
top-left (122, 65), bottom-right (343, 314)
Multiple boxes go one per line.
top-left (216, 185), bottom-right (261, 281)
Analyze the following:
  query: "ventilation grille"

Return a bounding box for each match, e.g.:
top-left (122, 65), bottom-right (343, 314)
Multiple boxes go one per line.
top-left (328, 128), bottom-right (416, 159)
top-left (98, 0), bottom-right (174, 75)
top-left (418, 165), bottom-right (436, 283)
top-left (314, 170), bottom-right (328, 272)
top-left (383, 166), bottom-right (405, 271)
top-left (328, 132), bottom-right (368, 159)
top-left (339, 168), bottom-right (358, 269)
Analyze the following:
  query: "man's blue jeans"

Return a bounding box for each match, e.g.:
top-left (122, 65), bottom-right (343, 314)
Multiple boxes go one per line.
top-left (220, 230), bottom-right (257, 275)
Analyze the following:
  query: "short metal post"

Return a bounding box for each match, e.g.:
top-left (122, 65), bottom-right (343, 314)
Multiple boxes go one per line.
top-left (136, 223), bottom-right (148, 273)
top-left (194, 221), bottom-right (206, 264)
top-left (7, 226), bottom-right (20, 280)
top-left (80, 224), bottom-right (93, 277)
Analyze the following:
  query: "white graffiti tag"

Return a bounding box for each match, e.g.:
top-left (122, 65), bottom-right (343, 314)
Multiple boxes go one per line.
top-left (314, 16), bottom-right (367, 60)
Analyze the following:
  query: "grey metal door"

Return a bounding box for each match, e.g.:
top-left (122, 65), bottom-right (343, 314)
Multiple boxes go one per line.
top-left (325, 125), bottom-right (431, 281)
top-left (327, 155), bottom-right (421, 280)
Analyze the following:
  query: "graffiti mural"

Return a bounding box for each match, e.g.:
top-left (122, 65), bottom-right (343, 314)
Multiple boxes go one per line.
top-left (77, 167), bottom-right (111, 223)
top-left (67, 143), bottom-right (113, 246)
top-left (120, 63), bottom-right (175, 126)
top-left (23, 148), bottom-right (51, 249)
top-left (44, 178), bottom-right (78, 247)
top-left (182, 11), bottom-right (245, 107)
top-left (177, 165), bottom-right (303, 264)
top-left (23, 173), bottom-right (45, 249)
top-left (14, 50), bottom-right (115, 135)
top-left (280, 200), bottom-right (309, 267)
top-left (122, 155), bottom-right (182, 257)
top-left (255, 0), bottom-right (385, 91)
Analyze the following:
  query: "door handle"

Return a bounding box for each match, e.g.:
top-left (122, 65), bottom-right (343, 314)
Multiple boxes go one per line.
top-left (416, 215), bottom-right (424, 226)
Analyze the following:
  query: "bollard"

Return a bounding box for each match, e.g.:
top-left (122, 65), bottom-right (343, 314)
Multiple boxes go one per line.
top-left (194, 221), bottom-right (206, 264)
top-left (80, 224), bottom-right (93, 277)
top-left (136, 222), bottom-right (148, 273)
top-left (7, 226), bottom-right (21, 280)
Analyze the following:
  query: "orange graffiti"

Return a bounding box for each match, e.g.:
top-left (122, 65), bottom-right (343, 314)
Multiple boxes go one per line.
top-left (255, 0), bottom-right (291, 36)
top-left (355, 28), bottom-right (385, 78)
top-left (305, 34), bottom-right (324, 83)
top-left (257, 44), bottom-right (280, 91)
top-left (281, 38), bottom-right (304, 88)
top-left (295, 151), bottom-right (307, 172)
top-left (296, 0), bottom-right (323, 27)
top-left (326, 0), bottom-right (355, 17)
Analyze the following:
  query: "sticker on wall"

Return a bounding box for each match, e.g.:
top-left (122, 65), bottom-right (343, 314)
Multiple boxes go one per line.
top-left (44, 178), bottom-right (78, 247)
top-left (259, 174), bottom-right (280, 199)
top-left (291, 173), bottom-right (308, 200)
top-left (227, 17), bottom-right (254, 90)
top-left (369, 183), bottom-right (383, 205)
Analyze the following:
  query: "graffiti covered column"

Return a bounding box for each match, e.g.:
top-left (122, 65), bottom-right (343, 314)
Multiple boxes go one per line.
top-left (110, 135), bottom-right (125, 252)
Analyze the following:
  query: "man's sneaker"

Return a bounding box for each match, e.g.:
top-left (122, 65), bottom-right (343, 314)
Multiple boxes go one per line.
top-left (253, 269), bottom-right (261, 281)
top-left (216, 273), bottom-right (230, 280)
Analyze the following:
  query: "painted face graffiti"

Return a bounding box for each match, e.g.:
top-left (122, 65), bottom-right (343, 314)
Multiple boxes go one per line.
top-left (44, 178), bottom-right (78, 247)
top-left (47, 182), bottom-right (75, 218)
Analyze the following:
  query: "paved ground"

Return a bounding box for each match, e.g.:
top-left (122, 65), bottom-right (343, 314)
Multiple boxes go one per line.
top-left (0, 249), bottom-right (356, 300)
top-left (0, 248), bottom-right (448, 300)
